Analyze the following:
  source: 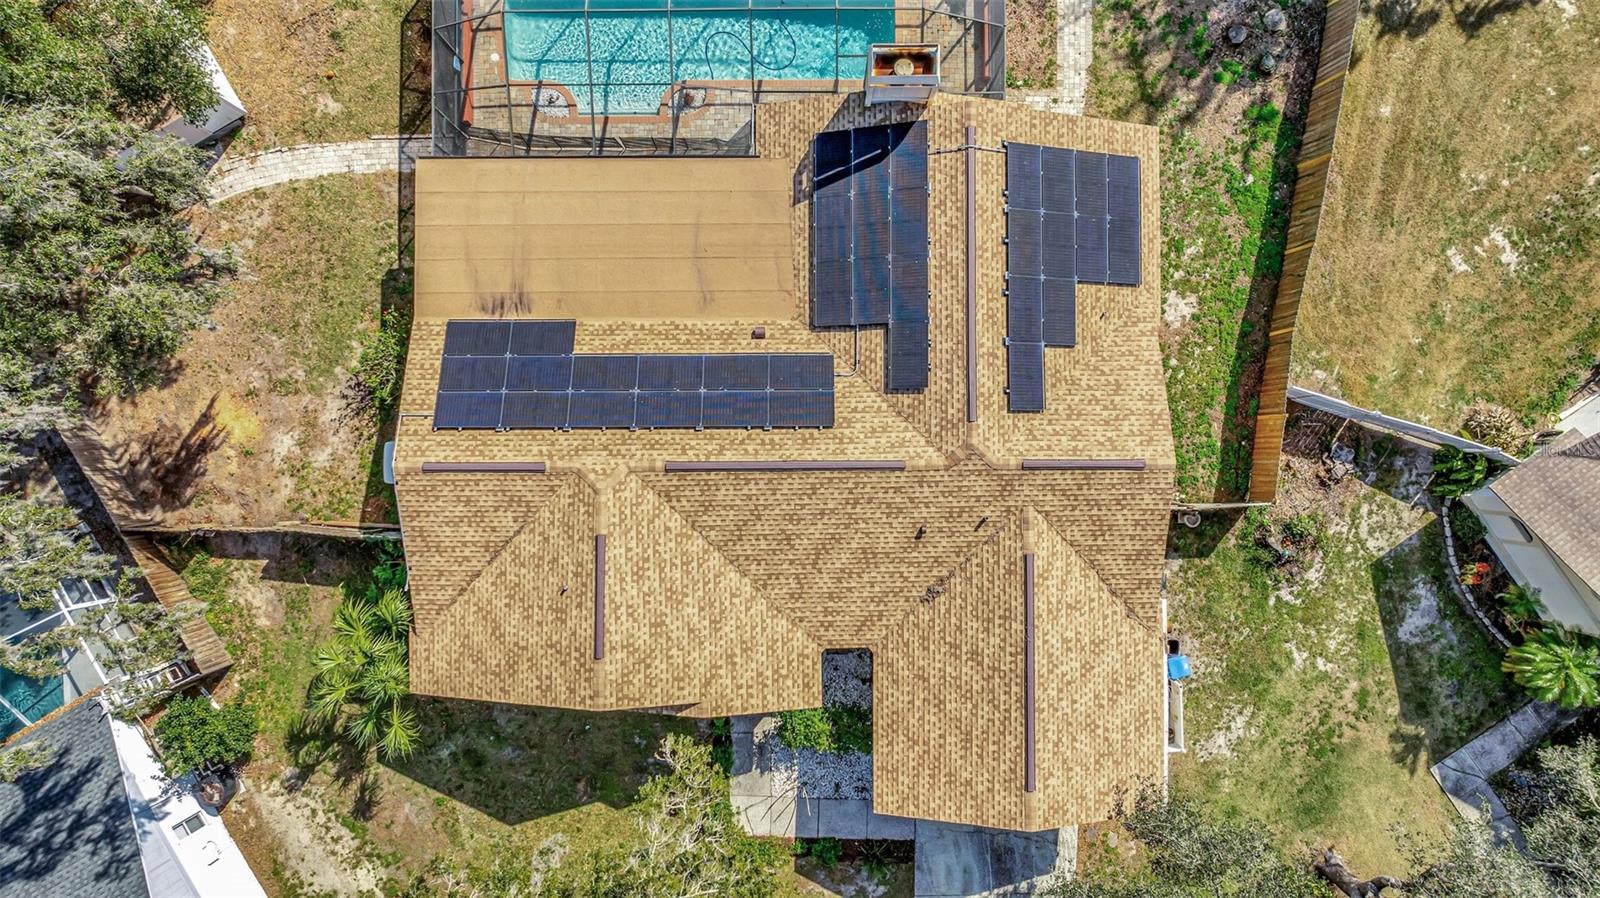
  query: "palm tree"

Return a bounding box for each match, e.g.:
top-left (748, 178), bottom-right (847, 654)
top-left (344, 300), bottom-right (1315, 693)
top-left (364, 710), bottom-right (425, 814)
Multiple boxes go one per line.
top-left (309, 589), bottom-right (419, 759)
top-left (1502, 628), bottom-right (1600, 709)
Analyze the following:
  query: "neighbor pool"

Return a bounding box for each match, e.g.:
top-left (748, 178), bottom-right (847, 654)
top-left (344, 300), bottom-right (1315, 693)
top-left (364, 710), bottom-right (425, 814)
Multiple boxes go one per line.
top-left (504, 0), bottom-right (896, 114)
top-left (0, 666), bottom-right (63, 740)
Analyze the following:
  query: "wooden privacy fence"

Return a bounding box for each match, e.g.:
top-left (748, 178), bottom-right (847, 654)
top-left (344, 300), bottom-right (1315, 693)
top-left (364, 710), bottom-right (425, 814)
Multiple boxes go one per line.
top-left (1246, 0), bottom-right (1361, 503)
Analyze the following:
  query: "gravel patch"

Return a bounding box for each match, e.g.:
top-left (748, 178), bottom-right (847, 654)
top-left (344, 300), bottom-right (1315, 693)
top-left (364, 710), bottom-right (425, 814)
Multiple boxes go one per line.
top-left (822, 649), bottom-right (872, 708)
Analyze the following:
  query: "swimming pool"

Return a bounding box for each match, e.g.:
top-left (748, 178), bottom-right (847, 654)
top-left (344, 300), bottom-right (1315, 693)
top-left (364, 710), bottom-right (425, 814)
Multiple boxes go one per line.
top-left (504, 0), bottom-right (897, 115)
top-left (0, 667), bottom-right (63, 740)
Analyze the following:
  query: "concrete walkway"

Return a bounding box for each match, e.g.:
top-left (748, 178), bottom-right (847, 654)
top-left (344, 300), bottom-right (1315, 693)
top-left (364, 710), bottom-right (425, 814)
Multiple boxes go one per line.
top-left (730, 715), bottom-right (1073, 895)
top-left (1429, 701), bottom-right (1572, 847)
top-left (208, 135), bottom-right (430, 202)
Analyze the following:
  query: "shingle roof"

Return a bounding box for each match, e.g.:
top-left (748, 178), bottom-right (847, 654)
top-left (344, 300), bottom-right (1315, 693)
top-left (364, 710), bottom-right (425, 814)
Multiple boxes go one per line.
top-left (0, 698), bottom-right (148, 898)
top-left (1490, 429), bottom-right (1600, 589)
top-left (394, 92), bottom-right (1174, 831)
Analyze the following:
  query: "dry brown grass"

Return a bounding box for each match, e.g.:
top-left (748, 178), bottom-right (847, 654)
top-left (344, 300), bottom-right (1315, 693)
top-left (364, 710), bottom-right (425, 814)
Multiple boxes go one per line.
top-left (1296, 1), bottom-right (1600, 429)
top-left (89, 174), bottom-right (401, 528)
top-left (1006, 0), bottom-right (1059, 89)
top-left (208, 0), bottom-right (416, 150)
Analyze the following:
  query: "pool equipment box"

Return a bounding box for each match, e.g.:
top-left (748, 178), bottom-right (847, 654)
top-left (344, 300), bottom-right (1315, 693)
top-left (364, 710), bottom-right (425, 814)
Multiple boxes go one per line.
top-left (865, 44), bottom-right (940, 105)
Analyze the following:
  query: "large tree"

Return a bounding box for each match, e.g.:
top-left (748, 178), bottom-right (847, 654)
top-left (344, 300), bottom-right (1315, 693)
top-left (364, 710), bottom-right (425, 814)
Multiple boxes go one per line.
top-left (0, 0), bottom-right (217, 123)
top-left (0, 104), bottom-right (235, 404)
top-left (0, 493), bottom-right (112, 608)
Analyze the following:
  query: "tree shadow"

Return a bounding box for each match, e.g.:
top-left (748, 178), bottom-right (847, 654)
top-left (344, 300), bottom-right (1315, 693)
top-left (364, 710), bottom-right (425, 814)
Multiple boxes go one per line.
top-left (1368, 517), bottom-right (1517, 763)
top-left (0, 703), bottom-right (145, 892)
top-left (164, 531), bottom-right (376, 588)
top-left (381, 696), bottom-right (694, 826)
top-left (111, 393), bottom-right (225, 515)
top-left (1369, 0), bottom-right (1541, 44)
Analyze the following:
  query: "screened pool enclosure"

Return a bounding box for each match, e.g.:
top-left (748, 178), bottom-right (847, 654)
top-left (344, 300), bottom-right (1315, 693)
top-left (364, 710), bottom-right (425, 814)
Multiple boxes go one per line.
top-left (430, 0), bottom-right (1005, 155)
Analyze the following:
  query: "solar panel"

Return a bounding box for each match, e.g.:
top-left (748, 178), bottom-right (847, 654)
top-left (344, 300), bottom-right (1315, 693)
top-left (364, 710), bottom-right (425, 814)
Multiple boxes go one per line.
top-left (1006, 142), bottom-right (1041, 210)
top-left (1042, 211), bottom-right (1076, 280)
top-left (770, 390), bottom-right (834, 428)
top-left (702, 390), bottom-right (769, 428)
top-left (433, 338), bottom-right (837, 431)
top-left (1002, 143), bottom-right (1142, 412)
top-left (1074, 152), bottom-right (1108, 217)
top-left (637, 354), bottom-right (703, 391)
top-left (1007, 341), bottom-right (1045, 413)
top-left (1106, 153), bottom-right (1141, 285)
top-left (572, 355), bottom-right (639, 391)
top-left (1043, 277), bottom-right (1077, 348)
top-left (506, 355), bottom-right (574, 392)
top-left (636, 391), bottom-right (702, 429)
top-left (443, 320), bottom-right (511, 357)
top-left (886, 317), bottom-right (929, 392)
top-left (1040, 147), bottom-right (1075, 214)
top-left (434, 391), bottom-right (503, 429)
top-left (810, 122), bottom-right (931, 392)
top-left (1007, 276), bottom-right (1044, 345)
top-left (567, 391), bottom-right (636, 429)
top-left (704, 354), bottom-right (769, 391)
top-left (814, 128), bottom-right (854, 188)
top-left (509, 320), bottom-right (576, 355)
top-left (1075, 206), bottom-right (1109, 285)
top-left (501, 391), bottom-right (568, 429)
top-left (1008, 209), bottom-right (1042, 275)
top-left (438, 355), bottom-right (507, 392)
top-left (769, 354), bottom-right (833, 390)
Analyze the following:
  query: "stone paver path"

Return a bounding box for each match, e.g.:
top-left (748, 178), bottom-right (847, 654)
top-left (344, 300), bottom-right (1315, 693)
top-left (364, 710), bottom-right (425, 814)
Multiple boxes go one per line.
top-left (1023, 0), bottom-right (1095, 115)
top-left (1430, 701), bottom-right (1573, 847)
top-left (208, 136), bottom-right (431, 202)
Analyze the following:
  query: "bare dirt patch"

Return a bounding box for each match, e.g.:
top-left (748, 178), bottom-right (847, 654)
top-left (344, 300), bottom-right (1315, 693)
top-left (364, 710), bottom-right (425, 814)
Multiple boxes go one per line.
top-left (229, 778), bottom-right (386, 897)
top-left (85, 174), bottom-right (401, 528)
top-left (1006, 0), bottom-right (1060, 89)
top-left (209, 0), bottom-right (416, 151)
top-left (1297, 0), bottom-right (1600, 428)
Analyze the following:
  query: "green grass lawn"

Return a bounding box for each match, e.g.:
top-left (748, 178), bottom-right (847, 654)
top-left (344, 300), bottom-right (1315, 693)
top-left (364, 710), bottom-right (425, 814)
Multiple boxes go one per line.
top-left (1167, 433), bottom-right (1516, 873)
top-left (1088, 0), bottom-right (1301, 501)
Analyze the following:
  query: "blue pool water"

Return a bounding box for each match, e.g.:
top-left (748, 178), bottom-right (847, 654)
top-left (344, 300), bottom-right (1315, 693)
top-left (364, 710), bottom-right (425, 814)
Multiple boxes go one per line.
top-left (0, 666), bottom-right (64, 740)
top-left (504, 0), bottom-right (896, 114)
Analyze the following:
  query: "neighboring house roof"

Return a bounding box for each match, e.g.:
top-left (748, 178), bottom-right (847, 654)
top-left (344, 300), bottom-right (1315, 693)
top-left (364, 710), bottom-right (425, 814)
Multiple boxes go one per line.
top-left (1490, 429), bottom-right (1600, 589)
top-left (394, 93), bottom-right (1174, 832)
top-left (0, 699), bottom-right (149, 898)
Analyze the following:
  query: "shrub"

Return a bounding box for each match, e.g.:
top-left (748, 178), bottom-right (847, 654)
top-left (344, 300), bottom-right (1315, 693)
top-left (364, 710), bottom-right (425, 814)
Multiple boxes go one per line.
top-left (352, 308), bottom-right (410, 418)
top-left (1460, 401), bottom-right (1533, 456)
top-left (808, 837), bottom-right (844, 868)
top-left (1430, 447), bottom-right (1496, 498)
top-left (154, 696), bottom-right (258, 777)
top-left (1498, 584), bottom-right (1545, 632)
top-left (308, 589), bottom-right (419, 759)
top-left (1449, 503), bottom-right (1488, 546)
top-left (1215, 59), bottom-right (1245, 84)
top-left (775, 706), bottom-right (872, 754)
top-left (1503, 628), bottom-right (1600, 709)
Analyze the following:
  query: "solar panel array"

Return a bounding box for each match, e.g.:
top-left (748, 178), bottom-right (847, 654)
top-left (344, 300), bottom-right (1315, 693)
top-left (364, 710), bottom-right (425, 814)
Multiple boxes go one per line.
top-left (1003, 143), bottom-right (1142, 412)
top-left (434, 320), bottom-right (835, 431)
top-left (812, 121), bottom-right (931, 392)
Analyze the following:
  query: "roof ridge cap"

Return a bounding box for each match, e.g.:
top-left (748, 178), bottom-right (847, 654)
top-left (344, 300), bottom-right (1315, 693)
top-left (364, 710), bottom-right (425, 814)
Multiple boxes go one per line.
top-left (629, 473), bottom-right (824, 648)
top-left (868, 512), bottom-right (1022, 644)
top-left (425, 474), bottom-right (596, 621)
top-left (1030, 510), bottom-right (1158, 635)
